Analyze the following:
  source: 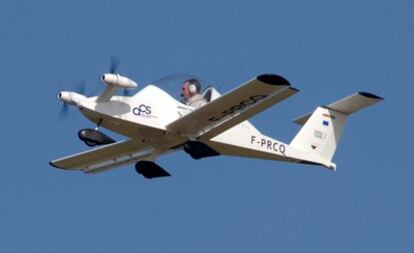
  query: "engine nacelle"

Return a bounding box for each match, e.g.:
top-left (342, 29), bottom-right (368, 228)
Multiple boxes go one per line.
top-left (101, 73), bottom-right (137, 89)
top-left (58, 91), bottom-right (86, 106)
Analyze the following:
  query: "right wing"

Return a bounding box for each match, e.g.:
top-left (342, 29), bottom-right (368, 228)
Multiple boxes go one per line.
top-left (50, 139), bottom-right (154, 174)
top-left (167, 74), bottom-right (298, 140)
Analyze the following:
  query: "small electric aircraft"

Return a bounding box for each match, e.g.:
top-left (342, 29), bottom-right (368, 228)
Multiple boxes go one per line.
top-left (50, 66), bottom-right (383, 178)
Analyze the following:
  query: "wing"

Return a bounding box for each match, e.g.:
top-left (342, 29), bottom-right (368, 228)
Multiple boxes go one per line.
top-left (166, 74), bottom-right (298, 140)
top-left (50, 139), bottom-right (155, 174)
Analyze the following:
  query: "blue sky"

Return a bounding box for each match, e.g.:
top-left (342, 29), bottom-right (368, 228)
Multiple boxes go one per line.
top-left (0, 0), bottom-right (413, 252)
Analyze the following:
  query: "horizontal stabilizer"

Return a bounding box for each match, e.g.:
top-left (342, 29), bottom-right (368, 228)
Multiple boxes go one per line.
top-left (294, 92), bottom-right (383, 125)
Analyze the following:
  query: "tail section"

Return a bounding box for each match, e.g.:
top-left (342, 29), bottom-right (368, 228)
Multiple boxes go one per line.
top-left (290, 106), bottom-right (348, 161)
top-left (290, 92), bottom-right (383, 162)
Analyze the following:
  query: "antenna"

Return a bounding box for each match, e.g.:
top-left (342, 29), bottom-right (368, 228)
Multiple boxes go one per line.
top-left (216, 66), bottom-right (242, 92)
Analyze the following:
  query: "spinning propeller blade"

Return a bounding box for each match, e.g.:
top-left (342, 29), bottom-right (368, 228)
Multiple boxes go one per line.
top-left (58, 102), bottom-right (69, 120)
top-left (123, 88), bottom-right (132, 96)
top-left (109, 55), bottom-right (134, 97)
top-left (109, 55), bottom-right (120, 74)
top-left (75, 80), bottom-right (86, 95)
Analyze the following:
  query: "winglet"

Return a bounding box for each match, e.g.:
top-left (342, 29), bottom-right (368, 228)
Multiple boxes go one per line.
top-left (257, 74), bottom-right (290, 86)
top-left (49, 161), bottom-right (64, 170)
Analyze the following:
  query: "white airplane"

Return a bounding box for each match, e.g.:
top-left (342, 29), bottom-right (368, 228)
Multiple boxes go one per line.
top-left (50, 69), bottom-right (383, 179)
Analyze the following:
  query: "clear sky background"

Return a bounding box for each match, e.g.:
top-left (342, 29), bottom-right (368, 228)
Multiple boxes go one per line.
top-left (0, 0), bottom-right (412, 252)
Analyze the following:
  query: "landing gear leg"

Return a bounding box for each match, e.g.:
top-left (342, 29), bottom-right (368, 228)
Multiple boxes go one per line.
top-left (95, 118), bottom-right (103, 131)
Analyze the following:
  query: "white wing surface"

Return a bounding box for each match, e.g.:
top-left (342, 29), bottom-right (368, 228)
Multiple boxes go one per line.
top-left (50, 139), bottom-right (154, 174)
top-left (166, 74), bottom-right (298, 139)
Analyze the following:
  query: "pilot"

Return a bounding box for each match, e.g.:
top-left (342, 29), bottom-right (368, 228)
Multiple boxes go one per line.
top-left (181, 78), bottom-right (207, 108)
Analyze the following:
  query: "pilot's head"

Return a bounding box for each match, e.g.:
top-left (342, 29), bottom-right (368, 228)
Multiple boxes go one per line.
top-left (181, 79), bottom-right (201, 99)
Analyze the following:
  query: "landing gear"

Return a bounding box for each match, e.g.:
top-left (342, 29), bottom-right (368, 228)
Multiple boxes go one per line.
top-left (183, 141), bottom-right (220, 160)
top-left (135, 161), bottom-right (171, 179)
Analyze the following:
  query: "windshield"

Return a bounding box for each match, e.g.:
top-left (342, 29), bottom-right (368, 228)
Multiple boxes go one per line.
top-left (149, 74), bottom-right (212, 102)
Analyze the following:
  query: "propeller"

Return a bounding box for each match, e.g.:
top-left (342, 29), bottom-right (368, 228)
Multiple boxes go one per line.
top-left (109, 55), bottom-right (134, 97)
top-left (109, 55), bottom-right (120, 74)
top-left (75, 80), bottom-right (86, 95)
top-left (58, 102), bottom-right (69, 120)
top-left (123, 88), bottom-right (132, 96)
top-left (56, 56), bottom-right (133, 120)
top-left (57, 80), bottom-right (87, 120)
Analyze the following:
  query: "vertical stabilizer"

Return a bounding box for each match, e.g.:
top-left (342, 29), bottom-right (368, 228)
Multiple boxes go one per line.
top-left (290, 92), bottom-right (383, 162)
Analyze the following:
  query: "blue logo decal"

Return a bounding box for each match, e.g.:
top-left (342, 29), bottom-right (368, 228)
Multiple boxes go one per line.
top-left (133, 104), bottom-right (152, 116)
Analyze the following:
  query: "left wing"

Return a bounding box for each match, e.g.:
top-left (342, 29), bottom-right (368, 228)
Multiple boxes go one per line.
top-left (50, 139), bottom-right (155, 174)
top-left (166, 74), bottom-right (298, 140)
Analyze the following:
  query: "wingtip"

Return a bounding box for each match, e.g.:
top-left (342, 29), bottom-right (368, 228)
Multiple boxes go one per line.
top-left (358, 92), bottom-right (384, 100)
top-left (257, 74), bottom-right (290, 86)
top-left (49, 161), bottom-right (64, 169)
top-left (290, 87), bottom-right (300, 92)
